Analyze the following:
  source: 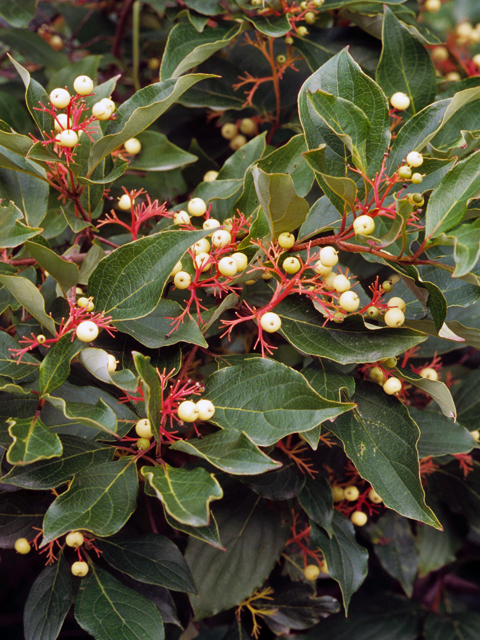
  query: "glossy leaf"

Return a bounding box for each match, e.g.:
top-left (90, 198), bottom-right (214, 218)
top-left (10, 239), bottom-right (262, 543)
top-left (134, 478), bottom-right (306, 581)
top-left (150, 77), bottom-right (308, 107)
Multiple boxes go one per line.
top-left (185, 494), bottom-right (288, 620)
top-left (0, 274), bottom-right (56, 334)
top-left (171, 430), bottom-right (281, 475)
top-left (75, 566), bottom-right (164, 640)
top-left (7, 415), bottom-right (62, 465)
top-left (298, 476), bottom-right (334, 536)
top-left (0, 202), bottom-right (41, 247)
top-left (454, 368), bottom-right (480, 430)
top-left (163, 510), bottom-right (223, 550)
top-left (376, 7), bottom-right (436, 115)
top-left (395, 365), bottom-right (456, 419)
top-left (416, 506), bottom-right (461, 577)
top-left (2, 434), bottom-right (113, 490)
top-left (310, 513), bottom-right (368, 613)
top-left (96, 534), bottom-right (196, 593)
top-left (205, 357), bottom-right (354, 446)
top-left (410, 407), bottom-right (475, 458)
top-left (24, 553), bottom-right (74, 640)
top-left (88, 229), bottom-right (210, 320)
top-left (44, 395), bottom-right (118, 439)
top-left (142, 464), bottom-right (223, 527)
top-left (128, 130), bottom-right (197, 171)
top-left (255, 134), bottom-right (314, 197)
top-left (9, 56), bottom-right (54, 138)
top-left (0, 330), bottom-right (39, 381)
top-left (0, 0), bottom-right (36, 27)
top-left (38, 335), bottom-right (83, 397)
top-left (437, 218), bottom-right (480, 278)
top-left (42, 459), bottom-right (138, 544)
top-left (303, 146), bottom-right (357, 210)
top-left (330, 382), bottom-right (440, 528)
top-left (427, 462), bottom-right (480, 533)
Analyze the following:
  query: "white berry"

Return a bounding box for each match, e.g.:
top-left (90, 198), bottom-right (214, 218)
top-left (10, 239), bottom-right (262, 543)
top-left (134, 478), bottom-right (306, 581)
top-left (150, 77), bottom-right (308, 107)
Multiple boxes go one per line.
top-left (50, 88), bottom-right (70, 108)
top-left (170, 261), bottom-right (183, 277)
top-left (278, 232), bottom-right (295, 249)
top-left (319, 246), bottom-right (338, 267)
top-left (195, 252), bottom-right (211, 272)
top-left (135, 418), bottom-right (153, 438)
top-left (124, 138), bottom-right (142, 154)
top-left (339, 291), bottom-right (360, 312)
top-left (188, 198), bottom-right (207, 217)
top-left (260, 312), bottom-right (282, 333)
top-left (387, 297), bottom-right (406, 312)
top-left (203, 170), bottom-right (218, 182)
top-left (353, 215), bottom-right (375, 236)
top-left (203, 218), bottom-right (221, 231)
top-left (174, 271), bottom-right (191, 289)
top-left (173, 210), bottom-right (190, 225)
top-left (420, 367), bottom-right (439, 381)
top-left (350, 511), bottom-right (368, 526)
top-left (390, 92), bottom-right (410, 111)
top-left (313, 260), bottom-right (332, 276)
top-left (73, 75), bottom-right (94, 96)
top-left (196, 399), bottom-right (215, 421)
top-left (218, 257), bottom-right (238, 277)
top-left (406, 151), bottom-right (423, 167)
top-left (368, 488), bottom-right (383, 504)
top-left (76, 321), bottom-right (99, 342)
top-left (92, 101), bottom-right (113, 120)
top-left (384, 308), bottom-right (405, 328)
top-left (71, 561), bottom-right (89, 577)
top-left (283, 257), bottom-right (301, 274)
top-left (106, 354), bottom-right (118, 373)
top-left (344, 485), bottom-right (359, 501)
top-left (177, 400), bottom-right (199, 422)
top-left (59, 129), bottom-right (78, 148)
top-left (193, 238), bottom-right (211, 254)
top-left (54, 113), bottom-right (69, 131)
top-left (212, 229), bottom-right (232, 248)
top-left (118, 194), bottom-right (133, 210)
top-left (231, 252), bottom-right (248, 271)
top-left (383, 377), bottom-right (402, 395)
top-left (333, 274), bottom-right (351, 293)
top-left (66, 531), bottom-right (84, 548)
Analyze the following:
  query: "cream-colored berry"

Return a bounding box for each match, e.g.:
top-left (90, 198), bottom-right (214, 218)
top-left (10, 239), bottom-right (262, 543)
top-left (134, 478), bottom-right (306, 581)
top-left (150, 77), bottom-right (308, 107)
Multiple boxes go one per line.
top-left (368, 488), bottom-right (383, 504)
top-left (314, 260), bottom-right (332, 276)
top-left (137, 437), bottom-right (151, 450)
top-left (353, 215), bottom-right (375, 236)
top-left (420, 367), bottom-right (439, 381)
top-left (239, 118), bottom-right (256, 136)
top-left (425, 0), bottom-right (441, 12)
top-left (230, 134), bottom-right (247, 150)
top-left (76, 321), bottom-right (99, 342)
top-left (118, 194), bottom-right (133, 210)
top-left (193, 238), bottom-right (211, 254)
top-left (319, 246), bottom-right (338, 267)
top-left (384, 308), bottom-right (405, 328)
top-left (390, 92), bottom-right (410, 111)
top-left (471, 430), bottom-right (480, 443)
top-left (339, 291), bottom-right (360, 312)
top-left (387, 297), bottom-right (406, 312)
top-left (203, 218), bottom-right (221, 231)
top-left (344, 485), bottom-right (360, 501)
top-left (135, 418), bottom-right (153, 438)
top-left (332, 486), bottom-right (345, 502)
top-left (383, 376), bottom-right (402, 395)
top-left (195, 252), bottom-right (211, 272)
top-left (174, 271), bottom-right (191, 289)
top-left (100, 98), bottom-right (116, 113)
top-left (221, 123), bottom-right (237, 140)
top-left (212, 229), bottom-right (232, 248)
top-left (92, 101), bottom-right (112, 120)
top-left (173, 210), bottom-right (190, 225)
top-left (223, 218), bottom-right (233, 232)
top-left (473, 54), bottom-right (480, 69)
top-left (260, 312), bottom-right (282, 333)
top-left (71, 561), bottom-right (89, 577)
top-left (177, 400), bottom-right (199, 422)
top-left (106, 354), bottom-right (118, 373)
top-left (231, 252), bottom-right (248, 271)
top-left (73, 75), bottom-right (94, 96)
top-left (203, 170), bottom-right (218, 182)
top-left (432, 46), bottom-right (449, 62)
top-left (406, 151), bottom-right (423, 167)
top-left (304, 564), bottom-right (320, 581)
top-left (59, 129), bottom-right (78, 147)
top-left (351, 511), bottom-right (368, 526)
top-left (411, 173), bottom-right (423, 184)
top-left (283, 257), bottom-right (301, 274)
top-left (50, 88), bottom-right (70, 108)
top-left (196, 399), bottom-right (215, 421)
top-left (188, 198), bottom-right (207, 217)
top-left (54, 113), bottom-right (69, 131)
top-left (218, 256), bottom-right (238, 277)
top-left (322, 271), bottom-right (337, 290)
top-left (14, 538), bottom-right (31, 554)
top-left (333, 274), bottom-right (351, 293)
top-left (278, 232), bottom-right (295, 249)
top-left (170, 261), bottom-right (183, 277)
top-left (66, 531), bottom-right (84, 548)
top-left (445, 71), bottom-right (462, 83)
top-left (124, 138), bottom-right (142, 154)
top-left (369, 366), bottom-right (386, 385)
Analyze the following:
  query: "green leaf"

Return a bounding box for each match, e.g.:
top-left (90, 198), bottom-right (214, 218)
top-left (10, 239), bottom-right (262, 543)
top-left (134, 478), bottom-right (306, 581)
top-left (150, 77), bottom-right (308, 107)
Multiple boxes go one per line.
top-left (0, 489), bottom-right (46, 546)
top-left (185, 494), bottom-right (289, 620)
top-left (454, 368), bottom-right (480, 431)
top-left (142, 464), bottom-right (223, 526)
top-left (426, 149), bottom-right (480, 239)
top-left (44, 396), bottom-right (118, 439)
top-left (265, 585), bottom-right (340, 634)
top-left (376, 7), bottom-right (436, 116)
top-left (374, 511), bottom-right (418, 597)
top-left (24, 552), bottom-right (74, 640)
top-left (0, 158), bottom-right (49, 227)
top-left (171, 430), bottom-right (281, 475)
top-left (395, 365), bottom-right (456, 420)
top-left (38, 335), bottom-right (83, 397)
top-left (251, 166), bottom-right (310, 237)
top-left (8, 56), bottom-right (54, 136)
top-left (128, 130), bottom-right (197, 171)
top-left (0, 275), bottom-right (55, 334)
top-left (298, 476), bottom-right (334, 536)
top-left (302, 359), bottom-right (356, 401)
top-left (96, 534), bottom-right (196, 593)
top-left (42, 459), bottom-right (138, 544)
top-left (163, 510), bottom-right (223, 549)
top-left (115, 299), bottom-right (207, 349)
top-left (427, 462), bottom-right (480, 533)
top-left (0, 330), bottom-right (39, 381)
top-left (2, 434), bottom-right (113, 490)
top-left (88, 74), bottom-right (213, 173)
top-left (308, 91), bottom-right (371, 174)
top-left (246, 13), bottom-right (291, 37)
top-left (87, 228), bottom-right (210, 320)
top-left (7, 415), bottom-right (62, 465)
top-left (310, 513), bottom-right (368, 613)
top-left (75, 565), bottom-right (164, 640)
top-left (303, 146), bottom-right (357, 210)
top-left (77, 154), bottom-right (129, 186)
top-left (275, 296), bottom-right (426, 365)
top-left (241, 450), bottom-right (306, 500)
top-left (409, 407), bottom-right (475, 458)
top-left (205, 357), bottom-right (354, 446)
top-left (78, 348), bottom-right (139, 393)
top-left (330, 381), bottom-right (440, 528)
top-left (424, 612), bottom-right (480, 640)
top-left (25, 241), bottom-right (79, 293)
top-left (1, 30), bottom-right (68, 70)
top-left (0, 202), bottom-right (41, 247)
top-left (436, 218), bottom-right (480, 278)
top-left (0, 0), bottom-right (36, 27)
top-left (416, 504), bottom-right (461, 577)
top-left (133, 352), bottom-right (162, 443)
top-left (160, 22), bottom-right (242, 80)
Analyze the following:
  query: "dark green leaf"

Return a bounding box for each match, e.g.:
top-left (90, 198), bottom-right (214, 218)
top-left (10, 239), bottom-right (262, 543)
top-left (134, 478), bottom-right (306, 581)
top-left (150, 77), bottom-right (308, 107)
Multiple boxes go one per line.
top-left (7, 415), bottom-right (62, 465)
top-left (437, 218), bottom-right (480, 278)
top-left (303, 146), bottom-right (357, 210)
top-left (129, 130), bottom-right (197, 171)
top-left (205, 357), bottom-right (354, 446)
top-left (142, 464), bottom-right (223, 527)
top-left (163, 510), bottom-right (223, 549)
top-left (0, 489), bottom-right (46, 546)
top-left (0, 330), bottom-right (39, 381)
top-left (0, 275), bottom-right (56, 334)
top-left (374, 511), bottom-right (418, 596)
top-left (241, 450), bottom-right (306, 500)
top-left (424, 612), bottom-right (480, 640)
top-left (256, 134), bottom-right (314, 198)
top-left (42, 459), bottom-right (138, 543)
top-left (133, 352), bottom-right (162, 443)
top-left (265, 585), bottom-right (340, 634)
top-left (298, 476), bottom-right (334, 536)
top-left (0, 0), bottom-right (36, 27)
top-left (0, 202), bottom-right (41, 247)
top-left (395, 365), bottom-right (456, 419)
top-left (75, 566), bottom-right (164, 640)
top-left (246, 13), bottom-right (291, 37)
top-left (9, 56), bottom-right (54, 137)
top-left (427, 462), bottom-right (480, 533)
top-left (302, 359), bottom-right (355, 401)
top-left (1, 30), bottom-right (68, 70)
top-left (416, 502), bottom-right (462, 577)
top-left (38, 335), bottom-right (83, 397)
top-left (24, 553), bottom-right (74, 640)
top-left (171, 430), bottom-right (281, 475)
top-left (185, 495), bottom-right (289, 620)
top-left (44, 396), bottom-right (119, 439)
top-left (310, 513), bottom-right (368, 613)
top-left (25, 241), bottom-right (79, 293)
top-left (409, 407), bottom-right (474, 458)
top-left (454, 368), bottom-right (480, 431)
top-left (96, 534), bottom-right (196, 593)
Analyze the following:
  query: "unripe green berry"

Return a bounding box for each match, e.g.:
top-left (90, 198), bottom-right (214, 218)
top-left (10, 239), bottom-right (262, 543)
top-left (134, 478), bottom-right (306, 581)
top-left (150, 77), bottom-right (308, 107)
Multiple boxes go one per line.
top-left (137, 437), bottom-right (151, 450)
top-left (411, 173), bottom-right (423, 184)
top-left (297, 26), bottom-right (308, 37)
top-left (332, 486), bottom-right (345, 502)
top-left (276, 54), bottom-right (286, 64)
top-left (366, 306), bottom-right (380, 319)
top-left (304, 12), bottom-right (316, 24)
top-left (397, 165), bottom-right (412, 180)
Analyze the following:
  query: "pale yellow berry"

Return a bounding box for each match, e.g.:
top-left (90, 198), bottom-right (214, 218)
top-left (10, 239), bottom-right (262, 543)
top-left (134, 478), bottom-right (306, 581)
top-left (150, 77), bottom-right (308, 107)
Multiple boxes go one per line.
top-left (471, 430), bottom-right (480, 443)
top-left (212, 229), bottom-right (232, 248)
top-left (221, 123), bottom-right (237, 140)
top-left (319, 246), bottom-right (338, 267)
top-left (59, 129), bottom-right (78, 147)
top-left (278, 232), bottom-right (295, 249)
top-left (218, 256), bottom-right (238, 277)
top-left (177, 400), bottom-right (199, 422)
top-left (170, 261), bottom-right (183, 277)
top-left (383, 377), bottom-right (402, 395)
top-left (353, 215), bottom-right (375, 236)
top-left (368, 488), bottom-right (383, 504)
top-left (76, 321), bottom-right (99, 342)
top-left (283, 257), bottom-right (301, 274)
top-left (445, 71), bottom-right (461, 83)
top-left (420, 367), bottom-right (439, 381)
top-left (54, 113), bottom-right (69, 131)
top-left (203, 218), bottom-right (221, 231)
top-left (384, 308), bottom-right (405, 328)
top-left (106, 354), bottom-right (118, 373)
top-left (406, 151), bottom-right (423, 167)
top-left (73, 75), bottom-right (94, 96)
top-left (333, 274), bottom-right (351, 293)
top-left (387, 297), bottom-right (406, 312)
top-left (231, 252), bottom-right (248, 271)
top-left (314, 260), bottom-right (332, 276)
top-left (344, 485), bottom-right (360, 501)
top-left (322, 271), bottom-right (337, 289)
top-left (14, 538), bottom-right (31, 554)
top-left (92, 101), bottom-right (112, 120)
top-left (425, 0), bottom-right (441, 12)
top-left (195, 252), bottom-right (211, 272)
top-left (332, 486), bottom-right (345, 502)
top-left (369, 366), bottom-right (386, 385)
top-left (239, 118), bottom-right (256, 136)
top-left (173, 210), bottom-right (190, 225)
top-left (260, 312), bottom-right (282, 333)
top-left (174, 271), bottom-right (191, 289)
top-left (203, 170), bottom-right (218, 182)
top-left (193, 238), bottom-right (211, 254)
top-left (66, 531), bottom-right (84, 548)
top-left (50, 88), bottom-right (70, 108)
top-left (135, 418), bottom-right (153, 438)
top-left (339, 291), bottom-right (360, 312)
top-left (229, 134), bottom-right (247, 150)
top-left (71, 561), bottom-right (89, 577)
top-left (390, 92), bottom-right (410, 111)
top-left (124, 138), bottom-right (142, 154)
top-left (118, 194), bottom-right (133, 210)
top-left (432, 46), bottom-right (449, 62)
top-left (351, 511), bottom-right (368, 527)
top-left (188, 198), bottom-right (207, 217)
top-left (304, 564), bottom-right (320, 581)
top-left (196, 399), bottom-right (215, 421)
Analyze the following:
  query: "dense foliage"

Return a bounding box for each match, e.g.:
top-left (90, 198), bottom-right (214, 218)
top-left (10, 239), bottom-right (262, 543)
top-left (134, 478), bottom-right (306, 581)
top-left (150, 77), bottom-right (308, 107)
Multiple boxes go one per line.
top-left (2, 0), bottom-right (480, 638)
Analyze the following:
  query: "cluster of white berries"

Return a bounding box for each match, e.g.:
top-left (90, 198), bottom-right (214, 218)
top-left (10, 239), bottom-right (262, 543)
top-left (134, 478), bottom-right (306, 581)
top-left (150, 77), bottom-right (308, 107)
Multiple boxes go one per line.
top-left (177, 399), bottom-right (215, 423)
top-left (220, 118), bottom-right (256, 150)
